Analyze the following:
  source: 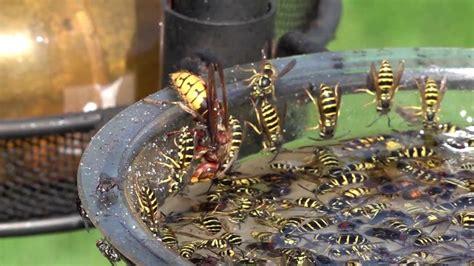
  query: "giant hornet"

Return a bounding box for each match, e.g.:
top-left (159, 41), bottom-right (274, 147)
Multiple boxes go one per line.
top-left (149, 63), bottom-right (242, 185)
top-left (306, 83), bottom-right (342, 139)
top-left (171, 64), bottom-right (242, 183)
top-left (356, 59), bottom-right (404, 127)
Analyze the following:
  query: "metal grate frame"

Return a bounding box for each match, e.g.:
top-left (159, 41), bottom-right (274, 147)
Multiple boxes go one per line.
top-left (0, 107), bottom-right (123, 236)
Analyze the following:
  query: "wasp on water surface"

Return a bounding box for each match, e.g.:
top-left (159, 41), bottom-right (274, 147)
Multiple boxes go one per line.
top-left (342, 134), bottom-right (395, 151)
top-left (179, 240), bottom-right (208, 258)
top-left (157, 126), bottom-right (198, 193)
top-left (269, 161), bottom-right (319, 175)
top-left (453, 211), bottom-right (474, 230)
top-left (355, 59), bottom-right (404, 127)
top-left (296, 217), bottom-right (337, 232)
top-left (318, 172), bottom-right (369, 194)
top-left (310, 147), bottom-right (343, 175)
top-left (161, 63), bottom-right (243, 183)
top-left (158, 225), bottom-right (179, 250)
top-left (306, 83), bottom-right (343, 139)
top-left (134, 179), bottom-right (161, 234)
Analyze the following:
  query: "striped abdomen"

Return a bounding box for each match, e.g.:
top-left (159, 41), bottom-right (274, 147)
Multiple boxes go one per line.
top-left (377, 60), bottom-right (394, 94)
top-left (461, 162), bottom-right (474, 170)
top-left (424, 79), bottom-right (440, 108)
top-left (260, 98), bottom-right (281, 137)
top-left (298, 217), bottom-right (334, 232)
top-left (251, 231), bottom-right (273, 242)
top-left (176, 126), bottom-right (194, 169)
top-left (334, 233), bottom-right (368, 245)
top-left (414, 235), bottom-right (439, 247)
top-left (159, 226), bottom-right (178, 249)
top-left (399, 163), bottom-right (440, 184)
top-left (393, 146), bottom-right (435, 158)
top-left (329, 172), bottom-right (368, 187)
top-left (457, 212), bottom-right (474, 229)
top-left (170, 71), bottom-right (207, 113)
top-left (316, 148), bottom-right (341, 172)
top-left (342, 187), bottom-right (372, 199)
top-left (179, 240), bottom-right (207, 258)
top-left (343, 135), bottom-right (387, 150)
top-left (136, 184), bottom-right (160, 233)
top-left (319, 85), bottom-right (338, 119)
top-left (199, 216), bottom-right (222, 234)
top-left (295, 197), bottom-right (325, 210)
top-left (137, 185), bottom-right (159, 218)
top-left (384, 219), bottom-right (409, 233)
top-left (222, 116), bottom-right (242, 169)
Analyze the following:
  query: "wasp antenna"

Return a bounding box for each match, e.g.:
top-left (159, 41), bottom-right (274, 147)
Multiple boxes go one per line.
top-left (297, 183), bottom-right (316, 194)
top-left (387, 115), bottom-right (392, 128)
top-left (366, 114), bottom-right (383, 127)
top-left (267, 146), bottom-right (283, 163)
top-left (308, 136), bottom-right (325, 142)
top-left (216, 63), bottom-right (229, 129)
top-left (207, 63), bottom-right (218, 144)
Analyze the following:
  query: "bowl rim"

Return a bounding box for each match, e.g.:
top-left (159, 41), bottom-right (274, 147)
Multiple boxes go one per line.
top-left (78, 47), bottom-right (474, 265)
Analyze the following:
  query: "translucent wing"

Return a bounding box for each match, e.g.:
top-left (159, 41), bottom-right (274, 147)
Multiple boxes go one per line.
top-left (276, 59), bottom-right (297, 79)
top-left (370, 62), bottom-right (382, 104)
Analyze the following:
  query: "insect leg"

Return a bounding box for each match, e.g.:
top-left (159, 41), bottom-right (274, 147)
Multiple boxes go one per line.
top-left (245, 121), bottom-right (263, 135)
top-left (354, 88), bottom-right (376, 96)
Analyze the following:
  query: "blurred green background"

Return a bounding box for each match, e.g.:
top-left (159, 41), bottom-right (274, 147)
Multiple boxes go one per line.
top-left (1, 0), bottom-right (473, 265)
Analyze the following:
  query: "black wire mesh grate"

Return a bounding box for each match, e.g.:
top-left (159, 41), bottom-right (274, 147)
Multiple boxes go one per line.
top-left (0, 132), bottom-right (92, 222)
top-left (0, 107), bottom-right (123, 235)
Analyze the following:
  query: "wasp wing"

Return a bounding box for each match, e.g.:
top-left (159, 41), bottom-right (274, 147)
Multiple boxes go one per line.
top-left (206, 64), bottom-right (218, 145)
top-left (369, 62), bottom-right (382, 104)
top-left (390, 61), bottom-right (405, 100)
top-left (436, 76), bottom-right (448, 112)
top-left (216, 63), bottom-right (229, 130)
top-left (276, 59), bottom-right (297, 79)
top-left (316, 84), bottom-right (327, 129)
top-left (415, 76), bottom-right (428, 113)
top-left (334, 83), bottom-right (342, 126)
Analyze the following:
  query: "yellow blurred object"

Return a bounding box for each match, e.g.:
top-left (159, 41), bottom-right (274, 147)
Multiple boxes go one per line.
top-left (0, 0), bottom-right (163, 119)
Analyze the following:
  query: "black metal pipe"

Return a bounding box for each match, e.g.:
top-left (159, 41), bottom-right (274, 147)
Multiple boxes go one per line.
top-left (171, 0), bottom-right (270, 21)
top-left (162, 0), bottom-right (275, 78)
top-left (0, 107), bottom-right (124, 139)
top-left (0, 215), bottom-right (86, 237)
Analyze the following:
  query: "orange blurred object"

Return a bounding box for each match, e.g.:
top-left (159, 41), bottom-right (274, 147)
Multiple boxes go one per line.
top-left (0, 0), bottom-right (163, 119)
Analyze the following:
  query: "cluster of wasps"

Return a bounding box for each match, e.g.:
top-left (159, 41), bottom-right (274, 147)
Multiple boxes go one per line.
top-left (132, 133), bottom-right (473, 264)
top-left (125, 57), bottom-right (474, 265)
top-left (141, 55), bottom-right (297, 195)
top-left (145, 56), bottom-right (466, 192)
